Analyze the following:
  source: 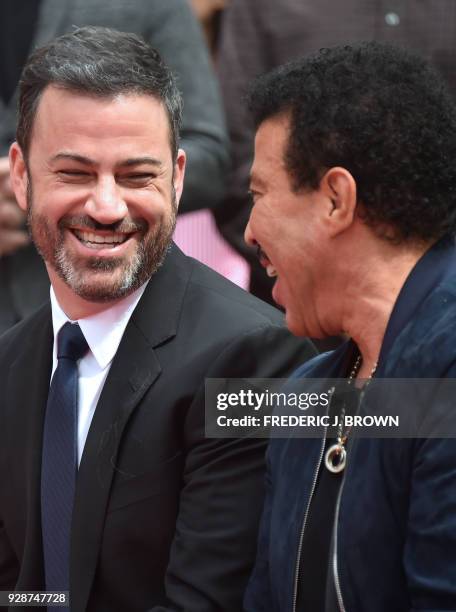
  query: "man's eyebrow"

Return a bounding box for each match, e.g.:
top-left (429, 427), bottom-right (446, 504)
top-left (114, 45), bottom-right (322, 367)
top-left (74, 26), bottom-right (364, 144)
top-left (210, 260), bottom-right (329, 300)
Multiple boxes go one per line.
top-left (49, 154), bottom-right (163, 168)
top-left (249, 172), bottom-right (266, 189)
top-left (50, 152), bottom-right (95, 165)
top-left (119, 157), bottom-right (163, 168)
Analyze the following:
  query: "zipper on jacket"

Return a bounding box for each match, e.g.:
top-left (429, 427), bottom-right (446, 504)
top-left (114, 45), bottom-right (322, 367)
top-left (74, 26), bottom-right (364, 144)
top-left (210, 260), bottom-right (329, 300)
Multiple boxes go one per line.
top-left (332, 383), bottom-right (368, 611)
top-left (333, 472), bottom-right (347, 612)
top-left (291, 388), bottom-right (334, 612)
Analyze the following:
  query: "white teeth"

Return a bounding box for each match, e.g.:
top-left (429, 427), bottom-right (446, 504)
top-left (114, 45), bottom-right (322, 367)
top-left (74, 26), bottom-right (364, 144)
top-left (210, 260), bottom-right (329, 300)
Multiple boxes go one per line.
top-left (266, 264), bottom-right (278, 278)
top-left (73, 230), bottom-right (127, 244)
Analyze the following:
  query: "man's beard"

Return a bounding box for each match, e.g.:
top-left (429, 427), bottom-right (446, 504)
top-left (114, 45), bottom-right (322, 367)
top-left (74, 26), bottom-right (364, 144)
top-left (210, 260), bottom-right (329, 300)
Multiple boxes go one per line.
top-left (26, 181), bottom-right (177, 302)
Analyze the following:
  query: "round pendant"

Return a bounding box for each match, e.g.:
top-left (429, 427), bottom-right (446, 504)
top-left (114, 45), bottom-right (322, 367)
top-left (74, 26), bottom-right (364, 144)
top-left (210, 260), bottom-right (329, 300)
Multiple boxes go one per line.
top-left (325, 443), bottom-right (347, 473)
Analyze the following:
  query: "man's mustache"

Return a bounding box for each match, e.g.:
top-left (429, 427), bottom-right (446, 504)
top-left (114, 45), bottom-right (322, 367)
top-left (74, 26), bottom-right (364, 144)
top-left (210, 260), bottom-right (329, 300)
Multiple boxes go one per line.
top-left (58, 215), bottom-right (148, 234)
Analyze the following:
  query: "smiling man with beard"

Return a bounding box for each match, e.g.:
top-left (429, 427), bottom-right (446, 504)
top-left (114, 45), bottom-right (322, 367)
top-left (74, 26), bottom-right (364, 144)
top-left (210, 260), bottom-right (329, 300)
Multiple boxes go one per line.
top-left (0, 27), bottom-right (314, 612)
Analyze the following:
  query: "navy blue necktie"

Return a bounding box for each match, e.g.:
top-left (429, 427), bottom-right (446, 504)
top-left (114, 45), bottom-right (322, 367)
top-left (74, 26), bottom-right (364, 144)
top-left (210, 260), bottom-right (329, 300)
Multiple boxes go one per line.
top-left (41, 322), bottom-right (89, 603)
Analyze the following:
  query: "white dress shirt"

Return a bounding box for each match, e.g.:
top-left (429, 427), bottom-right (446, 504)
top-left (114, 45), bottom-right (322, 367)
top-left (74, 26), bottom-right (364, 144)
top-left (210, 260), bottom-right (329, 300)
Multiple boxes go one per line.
top-left (50, 282), bottom-right (148, 466)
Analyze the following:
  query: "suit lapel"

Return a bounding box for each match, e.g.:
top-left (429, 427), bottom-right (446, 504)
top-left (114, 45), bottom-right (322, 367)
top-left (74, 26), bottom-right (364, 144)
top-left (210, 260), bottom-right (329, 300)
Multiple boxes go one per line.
top-left (70, 245), bottom-right (191, 612)
top-left (6, 305), bottom-right (53, 589)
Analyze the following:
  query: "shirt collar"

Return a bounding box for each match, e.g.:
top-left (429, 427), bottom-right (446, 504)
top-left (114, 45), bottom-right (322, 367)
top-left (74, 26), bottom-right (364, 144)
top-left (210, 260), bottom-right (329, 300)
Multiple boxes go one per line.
top-left (50, 281), bottom-right (149, 370)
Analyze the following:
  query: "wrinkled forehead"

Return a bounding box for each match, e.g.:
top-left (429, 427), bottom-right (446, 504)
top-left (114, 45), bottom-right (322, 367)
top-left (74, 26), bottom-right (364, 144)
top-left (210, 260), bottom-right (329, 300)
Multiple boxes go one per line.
top-left (28, 86), bottom-right (174, 163)
top-left (30, 85), bottom-right (173, 154)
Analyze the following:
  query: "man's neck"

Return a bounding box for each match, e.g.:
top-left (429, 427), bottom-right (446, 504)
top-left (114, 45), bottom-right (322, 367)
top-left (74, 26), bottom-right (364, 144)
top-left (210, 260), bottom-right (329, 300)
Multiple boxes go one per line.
top-left (337, 242), bottom-right (430, 376)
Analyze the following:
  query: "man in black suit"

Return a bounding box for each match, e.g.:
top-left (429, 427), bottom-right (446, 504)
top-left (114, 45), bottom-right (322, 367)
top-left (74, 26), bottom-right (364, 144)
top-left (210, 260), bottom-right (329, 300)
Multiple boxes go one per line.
top-left (0, 27), bottom-right (314, 612)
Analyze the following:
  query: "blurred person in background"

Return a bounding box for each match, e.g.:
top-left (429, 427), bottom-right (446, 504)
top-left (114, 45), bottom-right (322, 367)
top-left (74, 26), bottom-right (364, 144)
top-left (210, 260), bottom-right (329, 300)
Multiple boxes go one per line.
top-left (190, 0), bottom-right (228, 57)
top-left (0, 0), bottom-right (247, 335)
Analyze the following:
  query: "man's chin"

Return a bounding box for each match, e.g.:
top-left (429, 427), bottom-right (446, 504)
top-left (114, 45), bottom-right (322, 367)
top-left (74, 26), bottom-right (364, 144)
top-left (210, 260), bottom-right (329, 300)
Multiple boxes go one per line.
top-left (54, 264), bottom-right (141, 302)
top-left (284, 310), bottom-right (310, 338)
top-left (38, 222), bottom-right (174, 303)
top-left (67, 282), bottom-right (140, 302)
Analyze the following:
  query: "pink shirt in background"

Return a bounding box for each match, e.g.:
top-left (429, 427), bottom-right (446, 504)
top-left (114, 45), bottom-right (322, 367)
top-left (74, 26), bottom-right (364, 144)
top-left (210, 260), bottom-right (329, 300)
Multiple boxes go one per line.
top-left (174, 209), bottom-right (250, 290)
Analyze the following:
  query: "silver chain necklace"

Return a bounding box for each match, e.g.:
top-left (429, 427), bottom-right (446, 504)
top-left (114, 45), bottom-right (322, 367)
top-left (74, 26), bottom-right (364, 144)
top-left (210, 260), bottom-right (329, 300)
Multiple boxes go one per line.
top-left (324, 355), bottom-right (377, 473)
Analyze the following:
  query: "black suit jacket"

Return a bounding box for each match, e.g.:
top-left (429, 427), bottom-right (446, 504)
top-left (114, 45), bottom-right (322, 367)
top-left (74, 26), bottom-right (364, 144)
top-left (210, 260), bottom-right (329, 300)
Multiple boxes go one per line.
top-left (0, 246), bottom-right (315, 612)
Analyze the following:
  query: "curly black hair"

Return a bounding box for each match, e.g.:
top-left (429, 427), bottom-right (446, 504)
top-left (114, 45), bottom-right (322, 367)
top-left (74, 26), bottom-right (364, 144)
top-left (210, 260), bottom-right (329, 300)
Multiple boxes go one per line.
top-left (248, 42), bottom-right (456, 243)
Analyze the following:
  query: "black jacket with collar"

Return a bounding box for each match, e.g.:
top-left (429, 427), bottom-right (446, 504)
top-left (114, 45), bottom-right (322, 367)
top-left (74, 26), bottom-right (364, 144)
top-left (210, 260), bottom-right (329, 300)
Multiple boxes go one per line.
top-left (0, 246), bottom-right (315, 612)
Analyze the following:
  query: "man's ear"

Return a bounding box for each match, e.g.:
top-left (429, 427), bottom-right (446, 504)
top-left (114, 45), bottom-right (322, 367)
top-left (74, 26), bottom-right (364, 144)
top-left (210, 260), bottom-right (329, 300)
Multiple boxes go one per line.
top-left (173, 148), bottom-right (186, 210)
top-left (319, 166), bottom-right (357, 236)
top-left (9, 142), bottom-right (28, 212)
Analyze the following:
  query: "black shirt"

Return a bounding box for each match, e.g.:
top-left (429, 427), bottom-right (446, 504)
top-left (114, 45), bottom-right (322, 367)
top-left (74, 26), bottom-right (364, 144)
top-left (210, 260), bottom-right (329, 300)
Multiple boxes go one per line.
top-left (298, 377), bottom-right (362, 611)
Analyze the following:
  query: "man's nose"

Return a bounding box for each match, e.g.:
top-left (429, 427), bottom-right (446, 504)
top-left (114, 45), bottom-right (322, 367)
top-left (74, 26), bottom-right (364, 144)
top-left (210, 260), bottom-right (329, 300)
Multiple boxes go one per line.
top-left (244, 219), bottom-right (257, 248)
top-left (84, 176), bottom-right (128, 224)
